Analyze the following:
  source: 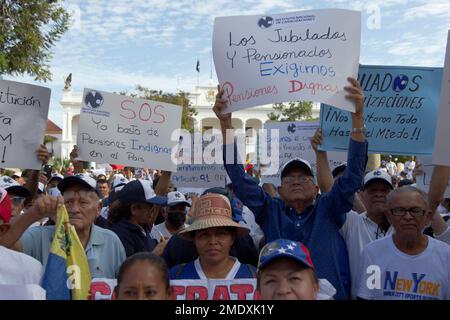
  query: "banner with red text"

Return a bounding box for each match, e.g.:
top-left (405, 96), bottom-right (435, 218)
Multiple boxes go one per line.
top-left (213, 9), bottom-right (361, 113)
top-left (76, 89), bottom-right (182, 171)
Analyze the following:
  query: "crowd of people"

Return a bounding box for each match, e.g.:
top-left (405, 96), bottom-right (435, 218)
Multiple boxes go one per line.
top-left (0, 77), bottom-right (450, 300)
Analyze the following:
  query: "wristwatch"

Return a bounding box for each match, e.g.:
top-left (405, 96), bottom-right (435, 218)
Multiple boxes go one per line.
top-left (352, 125), bottom-right (366, 134)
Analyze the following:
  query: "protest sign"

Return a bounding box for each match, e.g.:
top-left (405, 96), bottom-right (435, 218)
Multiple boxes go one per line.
top-left (89, 278), bottom-right (257, 301)
top-left (0, 285), bottom-right (46, 300)
top-left (76, 89), bottom-right (182, 171)
top-left (261, 121), bottom-right (347, 186)
top-left (433, 31), bottom-right (450, 165)
top-left (172, 132), bottom-right (228, 188)
top-left (171, 279), bottom-right (258, 300)
top-left (213, 9), bottom-right (361, 113)
top-left (320, 65), bottom-right (442, 155)
top-left (416, 158), bottom-right (450, 198)
top-left (172, 164), bottom-right (228, 188)
top-left (90, 278), bottom-right (117, 300)
top-left (0, 80), bottom-right (50, 169)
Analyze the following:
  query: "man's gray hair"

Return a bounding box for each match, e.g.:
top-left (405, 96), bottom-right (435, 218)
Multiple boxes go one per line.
top-left (386, 185), bottom-right (429, 209)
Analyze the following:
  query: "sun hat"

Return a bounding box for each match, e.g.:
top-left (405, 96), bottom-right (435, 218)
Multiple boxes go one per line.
top-left (178, 193), bottom-right (249, 240)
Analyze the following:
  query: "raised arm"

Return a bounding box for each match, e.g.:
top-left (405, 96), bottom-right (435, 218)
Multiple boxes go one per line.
top-left (322, 77), bottom-right (368, 226)
top-left (0, 195), bottom-right (64, 250)
top-left (311, 128), bottom-right (334, 193)
top-left (428, 165), bottom-right (450, 237)
top-left (213, 85), bottom-right (273, 222)
top-left (69, 145), bottom-right (85, 174)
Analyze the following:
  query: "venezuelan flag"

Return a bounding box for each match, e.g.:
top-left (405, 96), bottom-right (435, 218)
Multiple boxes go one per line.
top-left (41, 205), bottom-right (91, 300)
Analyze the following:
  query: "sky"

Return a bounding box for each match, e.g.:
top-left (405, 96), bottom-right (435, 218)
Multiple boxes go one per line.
top-left (4, 0), bottom-right (450, 128)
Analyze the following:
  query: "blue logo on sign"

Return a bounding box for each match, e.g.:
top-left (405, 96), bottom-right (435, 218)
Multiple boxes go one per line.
top-left (392, 75), bottom-right (409, 92)
top-left (258, 16), bottom-right (274, 28)
top-left (84, 91), bottom-right (104, 109)
top-left (287, 123), bottom-right (296, 134)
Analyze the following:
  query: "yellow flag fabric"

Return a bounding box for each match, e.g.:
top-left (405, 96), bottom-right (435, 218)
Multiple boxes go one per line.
top-left (47, 205), bottom-right (91, 300)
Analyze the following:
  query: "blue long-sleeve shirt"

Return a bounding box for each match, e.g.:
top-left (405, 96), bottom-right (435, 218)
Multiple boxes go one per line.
top-left (223, 138), bottom-right (368, 300)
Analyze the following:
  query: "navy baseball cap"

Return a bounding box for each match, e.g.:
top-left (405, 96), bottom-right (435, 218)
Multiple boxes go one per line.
top-left (258, 239), bottom-right (315, 271)
top-left (0, 176), bottom-right (31, 198)
top-left (332, 162), bottom-right (347, 178)
top-left (119, 179), bottom-right (167, 206)
top-left (281, 158), bottom-right (314, 178)
top-left (57, 173), bottom-right (98, 195)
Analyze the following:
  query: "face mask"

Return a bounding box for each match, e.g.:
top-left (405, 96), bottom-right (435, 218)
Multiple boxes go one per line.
top-left (48, 187), bottom-right (61, 197)
top-left (167, 211), bottom-right (186, 228)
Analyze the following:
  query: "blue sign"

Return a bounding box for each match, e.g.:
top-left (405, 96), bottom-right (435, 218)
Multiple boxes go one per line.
top-left (320, 65), bottom-right (443, 155)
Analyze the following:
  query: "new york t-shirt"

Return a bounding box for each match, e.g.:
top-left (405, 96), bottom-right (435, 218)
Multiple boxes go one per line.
top-left (357, 235), bottom-right (450, 300)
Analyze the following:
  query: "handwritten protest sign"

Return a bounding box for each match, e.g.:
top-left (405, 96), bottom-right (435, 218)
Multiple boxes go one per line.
top-left (89, 278), bottom-right (257, 300)
top-left (0, 80), bottom-right (50, 169)
top-left (433, 31), bottom-right (450, 165)
top-left (320, 65), bottom-right (443, 155)
top-left (76, 89), bottom-right (182, 171)
top-left (261, 121), bottom-right (347, 186)
top-left (0, 285), bottom-right (46, 300)
top-left (213, 9), bottom-right (361, 113)
top-left (416, 158), bottom-right (450, 198)
top-left (172, 164), bottom-right (228, 188)
top-left (171, 132), bottom-right (228, 188)
top-left (171, 279), bottom-right (258, 300)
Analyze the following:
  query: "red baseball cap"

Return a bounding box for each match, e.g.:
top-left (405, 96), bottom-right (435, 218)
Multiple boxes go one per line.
top-left (0, 187), bottom-right (12, 224)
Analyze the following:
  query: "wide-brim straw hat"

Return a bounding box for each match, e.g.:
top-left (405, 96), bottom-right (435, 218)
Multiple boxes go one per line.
top-left (178, 193), bottom-right (249, 240)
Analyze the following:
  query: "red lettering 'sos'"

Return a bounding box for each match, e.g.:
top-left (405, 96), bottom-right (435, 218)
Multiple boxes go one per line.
top-left (120, 100), bottom-right (136, 119)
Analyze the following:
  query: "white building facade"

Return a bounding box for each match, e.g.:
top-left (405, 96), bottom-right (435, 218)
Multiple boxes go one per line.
top-left (60, 80), bottom-right (320, 161)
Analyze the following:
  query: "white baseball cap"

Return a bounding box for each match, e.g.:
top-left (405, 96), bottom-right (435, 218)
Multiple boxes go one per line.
top-left (111, 174), bottom-right (129, 191)
top-left (58, 173), bottom-right (98, 194)
top-left (0, 176), bottom-right (31, 197)
top-left (281, 158), bottom-right (314, 178)
top-left (363, 170), bottom-right (393, 190)
top-left (167, 191), bottom-right (191, 207)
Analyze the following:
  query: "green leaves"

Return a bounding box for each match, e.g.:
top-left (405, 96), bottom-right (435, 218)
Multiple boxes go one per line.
top-left (0, 0), bottom-right (69, 81)
top-left (267, 101), bottom-right (313, 122)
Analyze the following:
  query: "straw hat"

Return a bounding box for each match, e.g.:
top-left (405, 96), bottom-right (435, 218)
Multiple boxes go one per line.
top-left (178, 193), bottom-right (249, 240)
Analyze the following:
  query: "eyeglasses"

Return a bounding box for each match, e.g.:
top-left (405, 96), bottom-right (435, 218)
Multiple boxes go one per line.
top-left (281, 176), bottom-right (312, 185)
top-left (390, 207), bottom-right (426, 217)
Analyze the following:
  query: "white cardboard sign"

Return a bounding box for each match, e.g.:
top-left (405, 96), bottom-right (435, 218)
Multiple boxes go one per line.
top-left (0, 80), bottom-right (50, 169)
top-left (262, 121), bottom-right (347, 186)
top-left (76, 89), bottom-right (182, 171)
top-left (213, 9), bottom-right (361, 113)
top-left (416, 157), bottom-right (450, 198)
top-left (433, 31), bottom-right (450, 166)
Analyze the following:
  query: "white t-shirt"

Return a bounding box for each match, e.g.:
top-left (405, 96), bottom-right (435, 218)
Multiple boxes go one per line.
top-left (357, 235), bottom-right (450, 300)
top-left (0, 245), bottom-right (43, 285)
top-left (194, 257), bottom-right (241, 280)
top-left (150, 222), bottom-right (188, 242)
top-left (241, 206), bottom-right (264, 249)
top-left (339, 210), bottom-right (393, 299)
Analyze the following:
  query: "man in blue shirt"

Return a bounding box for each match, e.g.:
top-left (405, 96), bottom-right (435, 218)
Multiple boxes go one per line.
top-left (213, 77), bottom-right (368, 299)
top-left (0, 174), bottom-right (126, 278)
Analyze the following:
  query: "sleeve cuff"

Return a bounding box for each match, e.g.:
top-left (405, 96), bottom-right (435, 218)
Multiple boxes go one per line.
top-left (434, 226), bottom-right (450, 245)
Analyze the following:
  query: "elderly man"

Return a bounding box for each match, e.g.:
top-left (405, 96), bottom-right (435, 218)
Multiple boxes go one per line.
top-left (357, 186), bottom-right (450, 300)
top-left (0, 174), bottom-right (126, 278)
top-left (213, 77), bottom-right (367, 299)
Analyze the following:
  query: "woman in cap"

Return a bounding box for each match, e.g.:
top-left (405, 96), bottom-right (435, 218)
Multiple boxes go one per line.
top-left (108, 179), bottom-right (167, 257)
top-left (257, 239), bottom-right (336, 300)
top-left (169, 193), bottom-right (256, 280)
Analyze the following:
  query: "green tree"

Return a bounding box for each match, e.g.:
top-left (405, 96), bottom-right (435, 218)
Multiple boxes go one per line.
top-left (0, 0), bottom-right (70, 81)
top-left (121, 85), bottom-right (198, 131)
top-left (267, 101), bottom-right (313, 122)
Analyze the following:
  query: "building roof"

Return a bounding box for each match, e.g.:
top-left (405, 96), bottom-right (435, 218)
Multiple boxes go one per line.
top-left (46, 119), bottom-right (62, 134)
